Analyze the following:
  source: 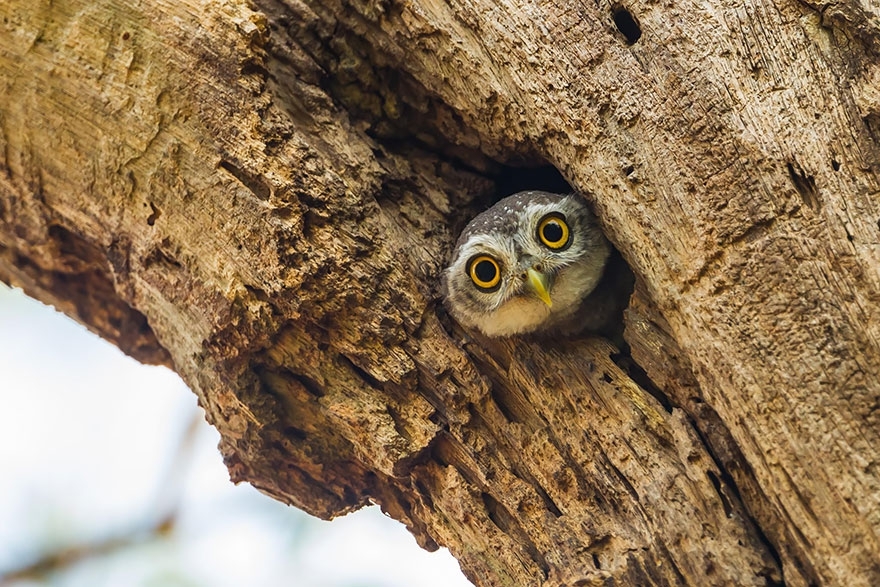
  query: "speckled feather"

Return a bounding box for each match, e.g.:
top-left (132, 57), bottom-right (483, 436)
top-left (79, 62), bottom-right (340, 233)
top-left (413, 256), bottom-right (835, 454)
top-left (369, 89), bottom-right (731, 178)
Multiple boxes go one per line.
top-left (454, 191), bottom-right (566, 249)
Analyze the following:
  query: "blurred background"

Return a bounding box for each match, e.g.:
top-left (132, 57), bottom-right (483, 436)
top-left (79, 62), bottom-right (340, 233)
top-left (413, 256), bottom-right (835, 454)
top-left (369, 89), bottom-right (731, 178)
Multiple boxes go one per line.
top-left (0, 283), bottom-right (471, 587)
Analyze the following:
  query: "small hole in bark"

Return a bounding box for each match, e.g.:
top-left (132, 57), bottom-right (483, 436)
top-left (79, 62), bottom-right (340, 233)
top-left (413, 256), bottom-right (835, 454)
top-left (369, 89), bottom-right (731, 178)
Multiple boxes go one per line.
top-left (706, 470), bottom-right (733, 517)
top-left (142, 242), bottom-right (182, 269)
top-left (534, 484), bottom-right (563, 518)
top-left (219, 159), bottom-right (272, 201)
top-left (290, 371), bottom-right (325, 398)
top-left (602, 372), bottom-right (613, 383)
top-left (240, 57), bottom-right (268, 77)
top-left (283, 426), bottom-right (307, 440)
top-left (244, 284), bottom-right (270, 303)
top-left (612, 6), bottom-right (642, 44)
top-left (831, 159), bottom-right (840, 171)
top-left (592, 553), bottom-right (602, 569)
top-left (613, 353), bottom-right (674, 413)
top-left (122, 31), bottom-right (130, 40)
top-left (340, 354), bottom-right (385, 391)
top-left (481, 492), bottom-right (510, 532)
top-left (786, 161), bottom-right (819, 209)
top-left (415, 479), bottom-right (435, 510)
top-left (146, 202), bottom-right (160, 226)
top-left (489, 384), bottom-right (521, 424)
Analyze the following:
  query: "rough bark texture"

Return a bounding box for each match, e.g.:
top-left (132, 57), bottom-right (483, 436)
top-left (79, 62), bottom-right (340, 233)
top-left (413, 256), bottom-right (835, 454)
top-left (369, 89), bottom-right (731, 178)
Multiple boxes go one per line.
top-left (2, 0), bottom-right (879, 585)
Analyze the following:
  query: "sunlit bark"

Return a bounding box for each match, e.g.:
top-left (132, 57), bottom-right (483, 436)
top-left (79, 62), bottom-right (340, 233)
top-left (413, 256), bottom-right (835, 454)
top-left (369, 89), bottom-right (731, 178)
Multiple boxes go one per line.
top-left (2, 0), bottom-right (879, 584)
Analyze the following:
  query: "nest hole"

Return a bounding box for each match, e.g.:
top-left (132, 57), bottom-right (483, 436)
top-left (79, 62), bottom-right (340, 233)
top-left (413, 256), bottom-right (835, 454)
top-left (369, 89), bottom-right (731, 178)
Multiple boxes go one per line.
top-left (612, 6), bottom-right (642, 44)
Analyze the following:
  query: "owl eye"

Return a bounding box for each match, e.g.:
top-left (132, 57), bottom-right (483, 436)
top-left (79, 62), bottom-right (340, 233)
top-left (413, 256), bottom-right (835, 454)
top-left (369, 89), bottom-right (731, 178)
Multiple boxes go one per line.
top-left (468, 255), bottom-right (501, 291)
top-left (536, 213), bottom-right (571, 250)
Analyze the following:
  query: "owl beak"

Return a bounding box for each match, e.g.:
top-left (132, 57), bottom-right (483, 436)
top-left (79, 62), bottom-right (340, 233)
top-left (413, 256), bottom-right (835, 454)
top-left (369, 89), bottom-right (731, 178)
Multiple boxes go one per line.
top-left (526, 268), bottom-right (553, 308)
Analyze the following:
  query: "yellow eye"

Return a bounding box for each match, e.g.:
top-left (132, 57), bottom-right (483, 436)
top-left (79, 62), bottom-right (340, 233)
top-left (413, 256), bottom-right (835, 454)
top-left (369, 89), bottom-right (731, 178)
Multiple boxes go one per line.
top-left (468, 255), bottom-right (501, 290)
top-left (537, 214), bottom-right (570, 249)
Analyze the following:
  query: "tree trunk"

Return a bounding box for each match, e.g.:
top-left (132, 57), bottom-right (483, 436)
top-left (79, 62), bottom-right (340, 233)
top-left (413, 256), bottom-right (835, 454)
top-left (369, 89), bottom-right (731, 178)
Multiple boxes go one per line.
top-left (2, 0), bottom-right (879, 584)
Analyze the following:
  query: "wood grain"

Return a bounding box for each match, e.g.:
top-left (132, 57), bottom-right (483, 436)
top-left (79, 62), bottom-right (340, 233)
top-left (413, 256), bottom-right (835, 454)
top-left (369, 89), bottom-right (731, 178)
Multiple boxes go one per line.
top-left (2, 0), bottom-right (878, 584)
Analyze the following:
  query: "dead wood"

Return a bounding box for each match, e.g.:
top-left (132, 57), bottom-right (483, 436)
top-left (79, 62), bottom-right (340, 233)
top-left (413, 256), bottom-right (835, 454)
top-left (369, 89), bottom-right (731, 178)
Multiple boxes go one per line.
top-left (2, 0), bottom-right (879, 584)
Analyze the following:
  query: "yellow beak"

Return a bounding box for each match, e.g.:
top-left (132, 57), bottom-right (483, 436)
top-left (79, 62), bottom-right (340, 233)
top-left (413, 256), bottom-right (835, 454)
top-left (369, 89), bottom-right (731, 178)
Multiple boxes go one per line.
top-left (526, 268), bottom-right (553, 308)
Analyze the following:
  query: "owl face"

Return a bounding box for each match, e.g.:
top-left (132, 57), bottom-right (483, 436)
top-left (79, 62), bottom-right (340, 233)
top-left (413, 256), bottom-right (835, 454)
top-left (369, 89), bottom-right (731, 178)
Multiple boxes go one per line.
top-left (443, 191), bottom-right (610, 337)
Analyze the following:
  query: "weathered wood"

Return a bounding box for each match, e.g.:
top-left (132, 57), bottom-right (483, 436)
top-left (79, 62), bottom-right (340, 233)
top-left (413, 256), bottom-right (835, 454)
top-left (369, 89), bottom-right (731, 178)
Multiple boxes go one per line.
top-left (2, 0), bottom-right (879, 585)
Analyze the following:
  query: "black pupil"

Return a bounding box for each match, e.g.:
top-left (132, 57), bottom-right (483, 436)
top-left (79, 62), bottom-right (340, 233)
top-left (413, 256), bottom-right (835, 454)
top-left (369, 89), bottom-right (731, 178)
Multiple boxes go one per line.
top-left (543, 221), bottom-right (564, 243)
top-left (474, 260), bottom-right (497, 283)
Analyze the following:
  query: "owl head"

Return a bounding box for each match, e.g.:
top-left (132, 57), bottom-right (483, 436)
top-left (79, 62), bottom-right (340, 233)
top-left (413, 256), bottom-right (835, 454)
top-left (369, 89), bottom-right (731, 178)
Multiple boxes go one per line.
top-left (443, 191), bottom-right (611, 337)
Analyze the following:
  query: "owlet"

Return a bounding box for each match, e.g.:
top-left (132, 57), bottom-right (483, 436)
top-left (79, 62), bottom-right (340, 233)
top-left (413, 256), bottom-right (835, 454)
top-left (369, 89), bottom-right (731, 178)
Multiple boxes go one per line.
top-left (443, 191), bottom-right (611, 337)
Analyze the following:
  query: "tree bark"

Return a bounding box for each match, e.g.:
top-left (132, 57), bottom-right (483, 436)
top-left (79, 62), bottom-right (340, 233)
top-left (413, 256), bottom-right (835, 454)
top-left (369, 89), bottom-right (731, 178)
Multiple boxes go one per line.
top-left (2, 0), bottom-right (879, 585)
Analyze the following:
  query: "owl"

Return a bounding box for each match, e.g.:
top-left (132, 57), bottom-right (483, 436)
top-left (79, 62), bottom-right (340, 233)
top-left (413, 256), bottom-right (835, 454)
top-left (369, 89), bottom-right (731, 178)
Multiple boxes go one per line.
top-left (443, 191), bottom-right (612, 337)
